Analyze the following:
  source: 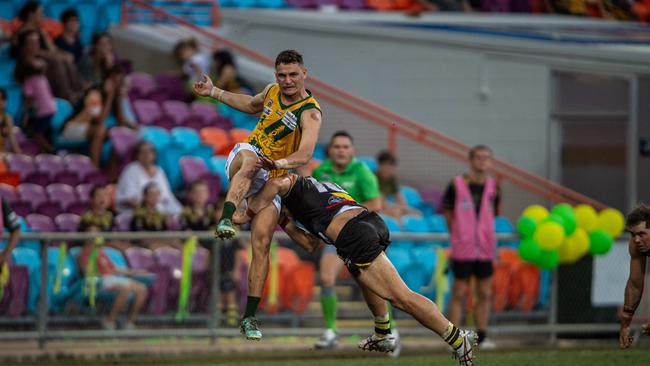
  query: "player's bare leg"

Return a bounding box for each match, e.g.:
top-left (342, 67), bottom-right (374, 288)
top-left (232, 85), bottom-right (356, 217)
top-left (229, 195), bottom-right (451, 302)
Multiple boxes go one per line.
top-left (216, 149), bottom-right (260, 239)
top-left (448, 278), bottom-right (470, 327)
top-left (355, 253), bottom-right (477, 366)
top-left (240, 203), bottom-right (279, 340)
top-left (357, 283), bottom-right (401, 355)
top-left (476, 276), bottom-right (495, 350)
top-left (315, 252), bottom-right (344, 349)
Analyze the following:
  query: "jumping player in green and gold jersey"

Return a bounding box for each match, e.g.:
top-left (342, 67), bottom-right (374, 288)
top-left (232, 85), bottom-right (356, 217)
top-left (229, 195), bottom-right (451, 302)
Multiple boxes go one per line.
top-left (193, 50), bottom-right (322, 340)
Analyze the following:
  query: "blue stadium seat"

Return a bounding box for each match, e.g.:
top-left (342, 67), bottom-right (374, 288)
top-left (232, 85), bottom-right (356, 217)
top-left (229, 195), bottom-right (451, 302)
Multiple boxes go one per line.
top-left (0, 58), bottom-right (15, 88)
top-left (401, 263), bottom-right (430, 294)
top-left (141, 126), bottom-right (171, 154)
top-left (17, 240), bottom-right (40, 252)
top-left (77, 1), bottom-right (99, 45)
top-left (410, 244), bottom-right (437, 280)
top-left (401, 215), bottom-right (434, 247)
top-left (47, 246), bottom-right (81, 313)
top-left (232, 0), bottom-right (257, 8)
top-left (102, 247), bottom-right (128, 269)
top-left (386, 245), bottom-right (411, 275)
top-left (171, 127), bottom-right (201, 152)
top-left (313, 143), bottom-right (326, 161)
top-left (11, 247), bottom-right (41, 314)
top-left (380, 214), bottom-right (401, 232)
top-left (495, 215), bottom-right (517, 247)
top-left (256, 0), bottom-right (286, 8)
top-left (191, 144), bottom-right (215, 165)
top-left (159, 144), bottom-right (184, 191)
top-left (44, 0), bottom-right (70, 20)
top-left (96, 1), bottom-right (122, 32)
top-left (208, 156), bottom-right (229, 191)
top-left (357, 156), bottom-right (377, 173)
top-left (0, 0), bottom-right (13, 20)
top-left (5, 84), bottom-right (22, 121)
top-left (51, 98), bottom-right (85, 149)
top-left (400, 185), bottom-right (422, 208)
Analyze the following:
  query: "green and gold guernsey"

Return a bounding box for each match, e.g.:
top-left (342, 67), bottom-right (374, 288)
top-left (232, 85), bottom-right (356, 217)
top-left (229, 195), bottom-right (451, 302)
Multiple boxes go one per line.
top-left (246, 84), bottom-right (320, 178)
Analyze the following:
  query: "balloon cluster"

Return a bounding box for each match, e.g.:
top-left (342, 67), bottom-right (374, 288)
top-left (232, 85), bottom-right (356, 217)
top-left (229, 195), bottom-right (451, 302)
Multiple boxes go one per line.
top-left (516, 204), bottom-right (625, 269)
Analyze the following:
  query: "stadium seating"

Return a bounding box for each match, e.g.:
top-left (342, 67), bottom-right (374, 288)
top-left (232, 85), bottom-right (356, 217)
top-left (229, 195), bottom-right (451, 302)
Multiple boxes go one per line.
top-left (54, 213), bottom-right (80, 232)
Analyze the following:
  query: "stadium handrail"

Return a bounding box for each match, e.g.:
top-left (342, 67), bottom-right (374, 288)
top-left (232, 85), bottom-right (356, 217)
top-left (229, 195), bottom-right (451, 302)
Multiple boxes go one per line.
top-left (122, 0), bottom-right (606, 209)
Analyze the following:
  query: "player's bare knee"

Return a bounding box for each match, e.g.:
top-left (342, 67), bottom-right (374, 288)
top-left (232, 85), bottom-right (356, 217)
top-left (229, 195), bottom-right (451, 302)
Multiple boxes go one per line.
top-left (251, 240), bottom-right (271, 258)
top-left (319, 272), bottom-right (336, 288)
top-left (478, 288), bottom-right (492, 302)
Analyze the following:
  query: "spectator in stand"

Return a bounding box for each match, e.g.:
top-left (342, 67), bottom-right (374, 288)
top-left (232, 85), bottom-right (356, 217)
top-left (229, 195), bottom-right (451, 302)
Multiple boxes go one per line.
top-left (212, 49), bottom-right (253, 94)
top-left (180, 179), bottom-right (240, 325)
top-left (12, 2), bottom-right (83, 103)
top-left (442, 145), bottom-right (500, 350)
top-left (0, 199), bottom-right (23, 267)
top-left (77, 224), bottom-right (149, 331)
top-left (375, 150), bottom-right (417, 219)
top-left (131, 183), bottom-right (179, 249)
top-left (60, 83), bottom-right (112, 167)
top-left (54, 9), bottom-right (83, 64)
top-left (106, 66), bottom-right (138, 130)
top-left (311, 131), bottom-right (384, 349)
top-left (13, 29), bottom-right (56, 153)
top-left (116, 141), bottom-right (182, 215)
top-left (79, 185), bottom-right (115, 232)
top-left (0, 88), bottom-right (22, 154)
top-left (173, 38), bottom-right (210, 84)
top-left (79, 33), bottom-right (124, 86)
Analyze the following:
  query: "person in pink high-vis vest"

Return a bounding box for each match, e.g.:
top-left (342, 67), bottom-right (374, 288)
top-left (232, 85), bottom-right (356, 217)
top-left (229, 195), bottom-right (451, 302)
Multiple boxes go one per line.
top-left (443, 145), bottom-right (500, 350)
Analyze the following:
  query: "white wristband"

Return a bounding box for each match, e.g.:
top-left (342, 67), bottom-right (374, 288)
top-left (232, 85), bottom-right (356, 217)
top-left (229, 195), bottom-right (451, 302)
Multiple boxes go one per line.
top-left (275, 159), bottom-right (289, 169)
top-left (210, 87), bottom-right (225, 101)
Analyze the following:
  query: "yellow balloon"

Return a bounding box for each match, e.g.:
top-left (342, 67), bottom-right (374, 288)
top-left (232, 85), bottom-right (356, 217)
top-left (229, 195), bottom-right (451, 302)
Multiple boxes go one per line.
top-left (522, 205), bottom-right (550, 224)
top-left (533, 221), bottom-right (565, 251)
top-left (575, 204), bottom-right (598, 232)
top-left (596, 208), bottom-right (625, 238)
top-left (558, 228), bottom-right (589, 264)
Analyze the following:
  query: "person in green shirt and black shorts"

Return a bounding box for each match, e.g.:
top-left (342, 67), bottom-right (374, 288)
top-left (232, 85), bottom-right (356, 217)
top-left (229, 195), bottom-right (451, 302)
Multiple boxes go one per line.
top-left (312, 131), bottom-right (397, 352)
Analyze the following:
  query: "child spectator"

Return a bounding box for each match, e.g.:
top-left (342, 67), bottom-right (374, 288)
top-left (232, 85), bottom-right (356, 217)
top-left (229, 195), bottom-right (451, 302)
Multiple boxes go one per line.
top-left (174, 38), bottom-right (211, 83)
top-left (180, 180), bottom-right (240, 326)
top-left (13, 29), bottom-right (56, 153)
top-left (77, 224), bottom-right (149, 331)
top-left (375, 150), bottom-right (418, 219)
top-left (60, 84), bottom-right (112, 167)
top-left (0, 88), bottom-right (22, 154)
top-left (54, 9), bottom-right (83, 64)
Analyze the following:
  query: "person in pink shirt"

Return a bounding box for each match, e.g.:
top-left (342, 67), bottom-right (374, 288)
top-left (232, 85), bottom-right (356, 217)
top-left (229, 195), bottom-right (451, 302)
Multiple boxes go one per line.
top-left (442, 145), bottom-right (500, 350)
top-left (13, 29), bottom-right (56, 153)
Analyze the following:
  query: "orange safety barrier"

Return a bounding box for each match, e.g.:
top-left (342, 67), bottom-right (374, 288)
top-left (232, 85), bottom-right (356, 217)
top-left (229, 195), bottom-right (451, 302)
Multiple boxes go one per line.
top-left (200, 127), bottom-right (231, 156)
top-left (282, 262), bottom-right (315, 314)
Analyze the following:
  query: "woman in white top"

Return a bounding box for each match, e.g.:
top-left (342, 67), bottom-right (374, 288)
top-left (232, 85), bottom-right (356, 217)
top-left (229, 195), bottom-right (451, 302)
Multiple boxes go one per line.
top-left (116, 141), bottom-right (182, 215)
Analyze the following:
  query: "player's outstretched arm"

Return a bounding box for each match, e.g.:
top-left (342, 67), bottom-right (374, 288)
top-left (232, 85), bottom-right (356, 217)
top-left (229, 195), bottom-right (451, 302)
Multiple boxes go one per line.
top-left (193, 75), bottom-right (271, 115)
top-left (283, 220), bottom-right (323, 253)
top-left (620, 239), bottom-right (647, 349)
top-left (264, 109), bottom-right (322, 171)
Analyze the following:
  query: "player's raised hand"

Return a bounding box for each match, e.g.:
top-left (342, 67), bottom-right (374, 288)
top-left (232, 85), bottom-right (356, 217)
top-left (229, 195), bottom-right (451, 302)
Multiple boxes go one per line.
top-left (193, 74), bottom-right (214, 97)
top-left (619, 325), bottom-right (633, 349)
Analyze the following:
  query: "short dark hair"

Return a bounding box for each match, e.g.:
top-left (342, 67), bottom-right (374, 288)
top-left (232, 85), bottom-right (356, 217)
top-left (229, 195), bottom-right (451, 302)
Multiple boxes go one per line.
top-left (330, 130), bottom-right (353, 145)
top-left (18, 1), bottom-right (41, 22)
top-left (189, 179), bottom-right (208, 191)
top-left (275, 50), bottom-right (303, 67)
top-left (377, 150), bottom-right (397, 165)
top-left (0, 87), bottom-right (6, 101)
top-left (626, 204), bottom-right (650, 228)
top-left (89, 184), bottom-right (106, 198)
top-left (133, 141), bottom-right (155, 161)
top-left (60, 8), bottom-right (78, 23)
top-left (469, 145), bottom-right (492, 159)
top-left (143, 182), bottom-right (159, 195)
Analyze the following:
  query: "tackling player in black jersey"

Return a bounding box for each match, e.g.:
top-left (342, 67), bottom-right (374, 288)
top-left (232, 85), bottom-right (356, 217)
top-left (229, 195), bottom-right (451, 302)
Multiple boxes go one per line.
top-left (234, 174), bottom-right (477, 366)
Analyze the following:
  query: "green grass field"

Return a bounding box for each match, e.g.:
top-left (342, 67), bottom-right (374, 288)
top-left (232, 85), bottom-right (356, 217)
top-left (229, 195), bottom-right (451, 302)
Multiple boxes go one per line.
top-left (8, 348), bottom-right (649, 366)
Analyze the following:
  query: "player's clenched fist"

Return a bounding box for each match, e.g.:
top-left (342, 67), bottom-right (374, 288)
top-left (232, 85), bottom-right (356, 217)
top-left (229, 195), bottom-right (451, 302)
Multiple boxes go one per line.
top-left (193, 74), bottom-right (214, 97)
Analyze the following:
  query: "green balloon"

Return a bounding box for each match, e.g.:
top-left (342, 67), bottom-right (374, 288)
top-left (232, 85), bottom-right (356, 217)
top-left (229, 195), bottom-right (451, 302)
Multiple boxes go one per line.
top-left (544, 214), bottom-right (565, 227)
top-left (517, 217), bottom-right (537, 238)
top-left (534, 249), bottom-right (560, 269)
top-left (518, 238), bottom-right (542, 263)
top-left (589, 229), bottom-right (613, 255)
top-left (552, 204), bottom-right (577, 235)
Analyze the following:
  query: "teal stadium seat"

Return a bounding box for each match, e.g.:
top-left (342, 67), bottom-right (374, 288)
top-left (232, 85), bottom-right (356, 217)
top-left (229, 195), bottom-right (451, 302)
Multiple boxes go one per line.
top-left (208, 156), bottom-right (229, 191)
top-left (141, 126), bottom-right (171, 154)
top-left (357, 156), bottom-right (377, 173)
top-left (171, 127), bottom-right (201, 153)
